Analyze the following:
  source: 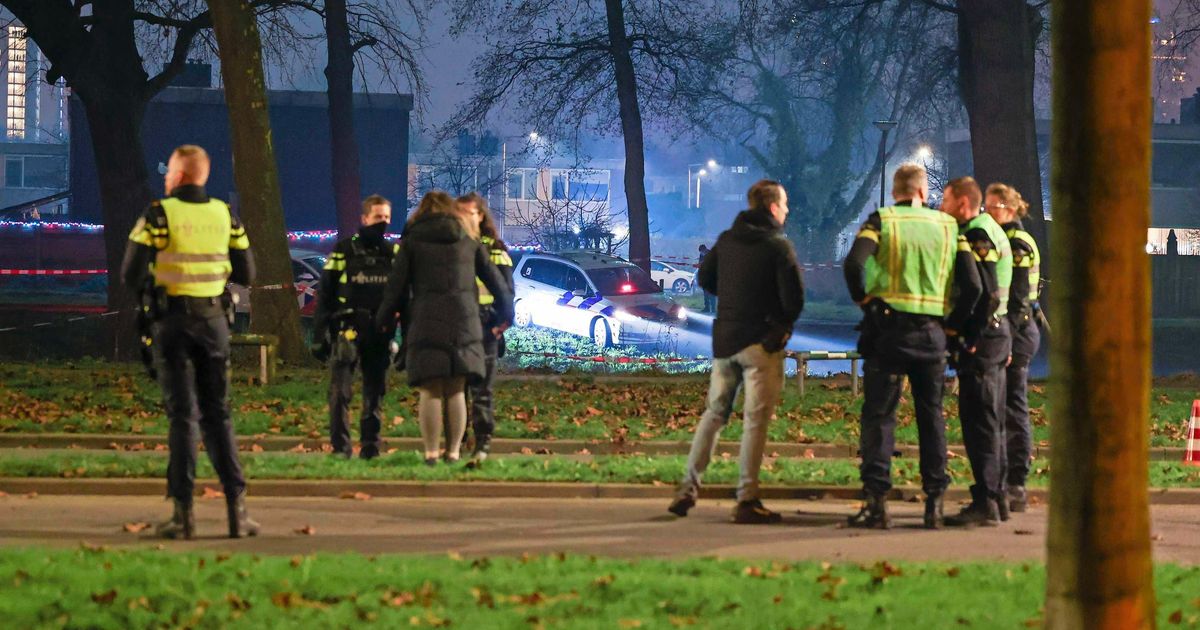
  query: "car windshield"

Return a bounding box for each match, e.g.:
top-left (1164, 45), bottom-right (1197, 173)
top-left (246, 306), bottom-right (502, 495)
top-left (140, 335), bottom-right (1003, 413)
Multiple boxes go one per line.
top-left (588, 265), bottom-right (661, 295)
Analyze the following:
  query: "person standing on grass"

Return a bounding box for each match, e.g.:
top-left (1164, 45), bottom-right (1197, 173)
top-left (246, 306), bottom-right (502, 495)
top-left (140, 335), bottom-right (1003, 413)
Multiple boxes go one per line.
top-left (457, 192), bottom-right (515, 468)
top-left (375, 191), bottom-right (513, 466)
top-left (121, 144), bottom-right (258, 539)
top-left (669, 179), bottom-right (804, 524)
top-left (698, 243), bottom-right (716, 313)
top-left (842, 164), bottom-right (983, 530)
top-left (311, 194), bottom-right (398, 460)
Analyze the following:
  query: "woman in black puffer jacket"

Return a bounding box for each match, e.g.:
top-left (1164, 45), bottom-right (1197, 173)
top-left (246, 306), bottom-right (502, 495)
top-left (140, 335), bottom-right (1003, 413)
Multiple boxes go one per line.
top-left (375, 191), bottom-right (514, 465)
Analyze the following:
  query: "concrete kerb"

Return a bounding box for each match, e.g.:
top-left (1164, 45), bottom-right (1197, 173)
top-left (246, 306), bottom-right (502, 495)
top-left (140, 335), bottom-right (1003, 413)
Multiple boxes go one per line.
top-left (0, 433), bottom-right (1189, 461)
top-left (5, 477), bottom-right (1200, 505)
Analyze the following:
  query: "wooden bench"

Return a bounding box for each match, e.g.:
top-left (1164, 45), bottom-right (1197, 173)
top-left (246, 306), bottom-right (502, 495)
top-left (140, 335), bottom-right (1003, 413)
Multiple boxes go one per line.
top-left (786, 350), bottom-right (861, 397)
top-left (230, 333), bottom-right (278, 385)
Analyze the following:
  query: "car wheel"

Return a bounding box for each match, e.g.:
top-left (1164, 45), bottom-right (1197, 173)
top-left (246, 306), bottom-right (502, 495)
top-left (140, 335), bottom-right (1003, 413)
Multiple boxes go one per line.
top-left (591, 318), bottom-right (613, 349)
top-left (514, 301), bottom-right (532, 328)
top-left (672, 278), bottom-right (690, 294)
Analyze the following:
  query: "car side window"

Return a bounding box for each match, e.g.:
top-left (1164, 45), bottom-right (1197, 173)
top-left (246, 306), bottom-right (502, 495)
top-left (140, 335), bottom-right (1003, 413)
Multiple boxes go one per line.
top-left (562, 266), bottom-right (590, 294)
top-left (651, 261), bottom-right (664, 272)
top-left (292, 259), bottom-right (316, 281)
top-left (525, 259), bottom-right (568, 290)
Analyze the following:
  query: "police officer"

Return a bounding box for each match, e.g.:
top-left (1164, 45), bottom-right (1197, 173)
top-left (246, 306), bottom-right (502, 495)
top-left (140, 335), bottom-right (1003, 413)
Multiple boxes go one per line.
top-left (457, 193), bottom-right (514, 467)
top-left (312, 194), bottom-right (398, 460)
top-left (984, 183), bottom-right (1042, 514)
top-left (940, 176), bottom-right (1014, 527)
top-left (120, 145), bottom-right (258, 539)
top-left (843, 164), bottom-right (983, 529)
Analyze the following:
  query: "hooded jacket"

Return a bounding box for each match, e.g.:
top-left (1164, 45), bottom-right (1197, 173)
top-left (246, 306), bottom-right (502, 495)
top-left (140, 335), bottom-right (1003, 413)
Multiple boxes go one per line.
top-left (698, 208), bottom-right (805, 358)
top-left (374, 213), bottom-right (514, 386)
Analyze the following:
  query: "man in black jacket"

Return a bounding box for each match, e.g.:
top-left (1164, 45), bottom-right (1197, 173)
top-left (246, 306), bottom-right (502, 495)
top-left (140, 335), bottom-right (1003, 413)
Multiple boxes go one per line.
top-left (669, 180), bottom-right (805, 524)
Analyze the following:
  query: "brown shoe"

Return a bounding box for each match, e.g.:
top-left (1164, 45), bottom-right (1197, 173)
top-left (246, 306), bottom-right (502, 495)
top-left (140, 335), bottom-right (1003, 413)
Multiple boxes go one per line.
top-left (733, 499), bottom-right (782, 524)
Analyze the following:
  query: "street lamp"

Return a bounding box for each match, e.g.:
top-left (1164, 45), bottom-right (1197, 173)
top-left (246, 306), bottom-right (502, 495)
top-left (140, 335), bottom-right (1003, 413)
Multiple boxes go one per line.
top-left (916, 145), bottom-right (932, 161)
top-left (873, 120), bottom-right (898, 208)
top-left (500, 131), bottom-right (540, 239)
top-left (687, 160), bottom-right (718, 208)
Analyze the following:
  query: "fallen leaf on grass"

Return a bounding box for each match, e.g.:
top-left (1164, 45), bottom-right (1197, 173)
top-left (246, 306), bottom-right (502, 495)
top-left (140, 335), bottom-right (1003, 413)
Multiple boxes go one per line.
top-left (575, 448), bottom-right (591, 456)
top-left (619, 620), bottom-right (643, 629)
top-left (1169, 610), bottom-right (1184, 624)
top-left (91, 589), bottom-right (118, 605)
top-left (250, 444), bottom-right (264, 453)
top-left (201, 487), bottom-right (224, 500)
top-left (122, 522), bottom-right (151, 534)
top-left (586, 407), bottom-right (604, 417)
top-left (520, 447), bottom-right (534, 455)
top-left (339, 491), bottom-right (371, 501)
top-left (392, 416), bottom-right (405, 426)
top-left (294, 525), bottom-right (316, 536)
top-left (226, 592), bottom-right (252, 612)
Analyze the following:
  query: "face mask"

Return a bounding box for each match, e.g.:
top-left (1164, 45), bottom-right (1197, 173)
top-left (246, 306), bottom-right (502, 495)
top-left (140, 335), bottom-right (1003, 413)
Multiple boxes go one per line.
top-left (360, 221), bottom-right (388, 243)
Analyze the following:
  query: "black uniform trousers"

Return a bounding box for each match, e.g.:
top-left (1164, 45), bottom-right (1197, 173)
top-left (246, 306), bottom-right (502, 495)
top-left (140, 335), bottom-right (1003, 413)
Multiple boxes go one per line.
top-left (468, 308), bottom-right (501, 443)
top-left (1003, 315), bottom-right (1041, 489)
top-left (153, 300), bottom-right (245, 505)
top-left (957, 318), bottom-right (1013, 505)
top-left (859, 314), bottom-right (950, 498)
top-left (329, 332), bottom-right (390, 457)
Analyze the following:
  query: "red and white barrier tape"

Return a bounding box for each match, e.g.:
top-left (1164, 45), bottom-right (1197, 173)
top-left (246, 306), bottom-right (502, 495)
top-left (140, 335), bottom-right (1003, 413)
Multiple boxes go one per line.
top-left (0, 268), bottom-right (108, 276)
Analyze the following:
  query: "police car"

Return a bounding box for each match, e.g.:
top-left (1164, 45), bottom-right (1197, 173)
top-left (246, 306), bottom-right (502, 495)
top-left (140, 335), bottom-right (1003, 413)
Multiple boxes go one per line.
top-left (650, 260), bottom-right (695, 294)
top-left (512, 251), bottom-right (688, 348)
top-left (230, 248), bottom-right (326, 317)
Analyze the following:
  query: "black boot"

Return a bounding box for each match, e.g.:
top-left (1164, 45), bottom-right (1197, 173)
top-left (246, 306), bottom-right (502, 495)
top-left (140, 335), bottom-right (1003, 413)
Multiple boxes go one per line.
top-left (923, 494), bottom-right (944, 530)
top-left (157, 499), bottom-right (194, 540)
top-left (996, 492), bottom-right (1011, 522)
top-left (466, 434), bottom-right (492, 469)
top-left (944, 499), bottom-right (1000, 528)
top-left (847, 493), bottom-right (891, 529)
top-left (227, 491), bottom-right (260, 539)
top-left (1008, 485), bottom-right (1028, 513)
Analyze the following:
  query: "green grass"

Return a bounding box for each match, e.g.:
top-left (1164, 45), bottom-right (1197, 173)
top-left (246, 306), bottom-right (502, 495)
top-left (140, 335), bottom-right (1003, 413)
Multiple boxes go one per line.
top-left (4, 548), bottom-right (1200, 628)
top-left (4, 360), bottom-right (1199, 448)
top-left (5, 450), bottom-right (1200, 488)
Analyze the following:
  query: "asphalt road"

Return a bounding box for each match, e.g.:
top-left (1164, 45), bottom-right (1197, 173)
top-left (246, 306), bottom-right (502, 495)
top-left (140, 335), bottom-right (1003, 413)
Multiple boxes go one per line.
top-left (3, 495), bottom-right (1197, 563)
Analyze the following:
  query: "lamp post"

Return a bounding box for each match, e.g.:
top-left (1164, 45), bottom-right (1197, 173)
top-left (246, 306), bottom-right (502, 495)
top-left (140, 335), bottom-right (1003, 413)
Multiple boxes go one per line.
top-left (499, 131), bottom-right (539, 240)
top-left (873, 120), bottom-right (898, 208)
top-left (687, 159), bottom-right (718, 208)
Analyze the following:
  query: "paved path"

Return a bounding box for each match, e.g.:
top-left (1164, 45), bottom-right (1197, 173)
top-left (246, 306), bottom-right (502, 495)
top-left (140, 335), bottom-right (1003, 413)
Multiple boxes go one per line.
top-left (3, 495), bottom-right (1197, 563)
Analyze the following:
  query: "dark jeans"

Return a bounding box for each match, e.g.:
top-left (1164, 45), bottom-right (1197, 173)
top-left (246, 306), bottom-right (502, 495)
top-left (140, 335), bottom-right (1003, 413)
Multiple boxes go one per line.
top-left (468, 328), bottom-right (500, 442)
top-left (153, 310), bottom-right (245, 505)
top-left (958, 318), bottom-right (1012, 505)
top-left (702, 290), bottom-right (716, 313)
top-left (858, 315), bottom-right (949, 497)
top-left (1004, 316), bottom-right (1042, 488)
top-left (329, 336), bottom-right (390, 457)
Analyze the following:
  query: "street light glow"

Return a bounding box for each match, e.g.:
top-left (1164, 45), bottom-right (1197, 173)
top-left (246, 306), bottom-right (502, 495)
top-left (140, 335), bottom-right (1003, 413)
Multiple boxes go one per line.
top-left (698, 169), bottom-right (708, 177)
top-left (916, 145), bottom-right (933, 160)
top-left (529, 131), bottom-right (539, 141)
top-left (706, 159), bottom-right (718, 169)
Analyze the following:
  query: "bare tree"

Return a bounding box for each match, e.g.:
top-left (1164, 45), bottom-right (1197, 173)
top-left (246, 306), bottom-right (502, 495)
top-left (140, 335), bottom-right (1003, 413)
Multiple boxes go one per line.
top-left (408, 136), bottom-right (507, 210)
top-left (506, 169), bottom-right (626, 254)
top-left (687, 0), bottom-right (958, 261)
top-left (446, 0), bottom-right (725, 272)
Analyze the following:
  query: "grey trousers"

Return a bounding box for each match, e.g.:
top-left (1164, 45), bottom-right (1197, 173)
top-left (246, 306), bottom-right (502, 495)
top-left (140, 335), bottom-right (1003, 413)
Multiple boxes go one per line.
top-left (677, 344), bottom-right (785, 503)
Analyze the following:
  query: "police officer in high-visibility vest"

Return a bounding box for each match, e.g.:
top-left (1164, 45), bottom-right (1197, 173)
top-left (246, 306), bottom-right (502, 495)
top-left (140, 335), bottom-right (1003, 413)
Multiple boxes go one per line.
top-left (984, 183), bottom-right (1042, 514)
top-left (457, 192), bottom-right (514, 466)
top-left (940, 176), bottom-right (1015, 527)
top-left (120, 145), bottom-right (258, 539)
top-left (312, 194), bottom-right (398, 459)
top-left (843, 164), bottom-right (983, 529)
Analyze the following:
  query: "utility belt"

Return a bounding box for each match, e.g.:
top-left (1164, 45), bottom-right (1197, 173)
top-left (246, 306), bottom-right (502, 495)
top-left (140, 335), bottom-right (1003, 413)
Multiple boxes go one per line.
top-left (330, 307), bottom-right (397, 364)
top-left (148, 290), bottom-right (235, 324)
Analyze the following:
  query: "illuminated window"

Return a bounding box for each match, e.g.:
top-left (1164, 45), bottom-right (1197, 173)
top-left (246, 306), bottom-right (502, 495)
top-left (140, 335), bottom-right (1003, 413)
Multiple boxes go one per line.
top-left (6, 26), bottom-right (25, 140)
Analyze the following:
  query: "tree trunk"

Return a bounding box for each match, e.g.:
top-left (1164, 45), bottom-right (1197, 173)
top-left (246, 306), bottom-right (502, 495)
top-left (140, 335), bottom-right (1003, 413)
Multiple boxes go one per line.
top-left (957, 0), bottom-right (1046, 250)
top-left (325, 0), bottom-right (363, 239)
top-left (1045, 0), bottom-right (1155, 626)
top-left (80, 93), bottom-right (153, 359)
top-left (604, 0), bottom-right (651, 273)
top-left (208, 0), bottom-right (306, 363)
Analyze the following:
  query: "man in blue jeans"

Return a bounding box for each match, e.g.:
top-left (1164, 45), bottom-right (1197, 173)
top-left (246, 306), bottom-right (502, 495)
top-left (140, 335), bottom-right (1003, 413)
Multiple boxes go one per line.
top-left (669, 180), bottom-right (805, 524)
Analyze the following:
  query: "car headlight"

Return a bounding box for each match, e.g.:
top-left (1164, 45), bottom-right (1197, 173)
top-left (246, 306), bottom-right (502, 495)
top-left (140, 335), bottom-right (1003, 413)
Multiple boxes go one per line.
top-left (614, 309), bottom-right (639, 322)
top-left (675, 306), bottom-right (688, 321)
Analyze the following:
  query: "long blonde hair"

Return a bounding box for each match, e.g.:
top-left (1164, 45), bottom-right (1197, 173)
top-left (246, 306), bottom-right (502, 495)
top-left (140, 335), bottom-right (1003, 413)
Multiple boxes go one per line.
top-left (409, 190), bottom-right (479, 239)
top-left (985, 183), bottom-right (1029, 218)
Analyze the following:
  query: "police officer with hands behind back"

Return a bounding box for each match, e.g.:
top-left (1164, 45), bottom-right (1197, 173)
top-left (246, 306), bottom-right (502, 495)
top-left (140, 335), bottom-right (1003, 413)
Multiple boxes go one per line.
top-left (842, 164), bottom-right (983, 530)
top-left (121, 145), bottom-right (258, 540)
top-left (940, 176), bottom-right (1014, 528)
top-left (312, 194), bottom-right (398, 460)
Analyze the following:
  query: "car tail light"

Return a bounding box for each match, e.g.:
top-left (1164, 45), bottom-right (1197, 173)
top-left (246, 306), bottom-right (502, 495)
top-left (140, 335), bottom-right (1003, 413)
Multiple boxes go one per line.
top-left (619, 283), bottom-right (635, 293)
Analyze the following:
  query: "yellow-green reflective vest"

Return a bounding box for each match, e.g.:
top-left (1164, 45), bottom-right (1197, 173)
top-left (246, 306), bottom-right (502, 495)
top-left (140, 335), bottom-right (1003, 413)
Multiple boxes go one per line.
top-left (476, 235), bottom-right (513, 306)
top-left (1006, 227), bottom-right (1041, 303)
top-left (153, 197), bottom-right (239, 297)
top-left (863, 206), bottom-right (958, 317)
top-left (963, 213), bottom-right (1013, 318)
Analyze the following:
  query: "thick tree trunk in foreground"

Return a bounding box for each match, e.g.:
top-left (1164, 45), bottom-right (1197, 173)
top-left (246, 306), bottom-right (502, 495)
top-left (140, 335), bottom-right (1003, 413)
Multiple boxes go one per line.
top-left (957, 0), bottom-right (1046, 249)
top-left (208, 0), bottom-right (306, 363)
top-left (604, 0), bottom-right (651, 273)
top-left (325, 0), bottom-right (363, 239)
top-left (1045, 0), bottom-right (1155, 626)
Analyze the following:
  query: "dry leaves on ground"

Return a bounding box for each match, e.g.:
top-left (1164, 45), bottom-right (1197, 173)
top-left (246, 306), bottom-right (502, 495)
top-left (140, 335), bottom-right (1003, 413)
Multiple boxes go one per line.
top-left (339, 491), bottom-right (371, 501)
top-left (122, 522), bottom-right (151, 534)
top-left (201, 487), bottom-right (224, 499)
top-left (294, 525), bottom-right (316, 536)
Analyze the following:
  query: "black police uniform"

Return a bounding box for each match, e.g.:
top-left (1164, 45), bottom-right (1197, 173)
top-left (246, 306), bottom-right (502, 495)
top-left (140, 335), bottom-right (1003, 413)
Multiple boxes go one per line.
top-left (466, 235), bottom-right (514, 462)
top-left (1001, 221), bottom-right (1042, 506)
top-left (120, 183), bottom-right (258, 539)
top-left (312, 224), bottom-right (398, 459)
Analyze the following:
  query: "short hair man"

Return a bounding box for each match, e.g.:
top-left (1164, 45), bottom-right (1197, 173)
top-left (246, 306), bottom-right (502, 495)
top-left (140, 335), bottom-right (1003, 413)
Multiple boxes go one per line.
top-left (121, 145), bottom-right (258, 539)
top-left (312, 194), bottom-right (398, 460)
top-left (842, 164), bottom-right (983, 529)
top-left (669, 179), bottom-right (805, 524)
